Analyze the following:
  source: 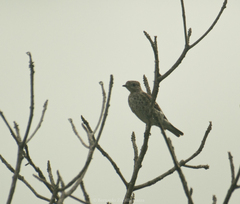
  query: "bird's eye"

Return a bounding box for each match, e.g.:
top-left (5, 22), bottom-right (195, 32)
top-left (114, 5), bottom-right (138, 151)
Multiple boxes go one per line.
top-left (132, 83), bottom-right (136, 87)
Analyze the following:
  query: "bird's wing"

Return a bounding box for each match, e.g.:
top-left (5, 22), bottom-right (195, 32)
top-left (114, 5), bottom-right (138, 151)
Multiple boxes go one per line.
top-left (142, 91), bottom-right (168, 120)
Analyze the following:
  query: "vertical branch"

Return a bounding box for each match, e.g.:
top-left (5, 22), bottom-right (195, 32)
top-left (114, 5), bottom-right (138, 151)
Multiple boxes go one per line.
top-left (144, 29), bottom-right (193, 203)
top-left (228, 152), bottom-right (235, 184)
top-left (223, 152), bottom-right (240, 204)
top-left (180, 0), bottom-right (188, 46)
top-left (131, 132), bottom-right (138, 166)
top-left (123, 124), bottom-right (152, 204)
top-left (212, 195), bottom-right (217, 204)
top-left (7, 52), bottom-right (36, 204)
top-left (143, 31), bottom-right (160, 103)
top-left (23, 52), bottom-right (35, 144)
top-left (143, 75), bottom-right (151, 95)
top-left (95, 75), bottom-right (114, 143)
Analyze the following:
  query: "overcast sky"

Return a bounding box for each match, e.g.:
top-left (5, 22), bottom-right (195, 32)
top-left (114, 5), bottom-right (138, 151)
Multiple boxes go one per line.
top-left (0, 1), bottom-right (240, 204)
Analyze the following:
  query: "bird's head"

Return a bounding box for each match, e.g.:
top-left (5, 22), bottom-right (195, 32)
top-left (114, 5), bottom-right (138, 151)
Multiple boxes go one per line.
top-left (123, 81), bottom-right (142, 93)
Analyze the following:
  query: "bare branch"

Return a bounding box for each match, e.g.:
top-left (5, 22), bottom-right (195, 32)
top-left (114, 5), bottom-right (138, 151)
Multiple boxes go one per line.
top-left (164, 136), bottom-right (193, 203)
top-left (158, 47), bottom-right (188, 83)
top-left (7, 52), bottom-right (36, 204)
top-left (212, 195), bottom-right (217, 204)
top-left (13, 121), bottom-right (21, 142)
top-left (0, 154), bottom-right (15, 173)
top-left (95, 75), bottom-right (114, 143)
top-left (183, 122), bottom-right (212, 164)
top-left (131, 132), bottom-right (138, 167)
top-left (47, 160), bottom-right (55, 186)
top-left (123, 123), bottom-right (152, 204)
top-left (223, 153), bottom-right (240, 204)
top-left (180, 0), bottom-right (188, 45)
top-left (69, 118), bottom-right (89, 148)
top-left (134, 122), bottom-right (212, 191)
top-left (80, 180), bottom-right (91, 204)
top-left (23, 51), bottom-right (35, 144)
top-left (228, 152), bottom-right (235, 184)
top-left (27, 100), bottom-right (48, 143)
top-left (0, 111), bottom-right (19, 144)
top-left (69, 195), bottom-right (90, 204)
top-left (190, 0), bottom-right (228, 48)
top-left (156, 0), bottom-right (228, 83)
top-left (97, 144), bottom-right (128, 187)
top-left (0, 154), bottom-right (50, 201)
top-left (33, 174), bottom-right (52, 187)
top-left (144, 29), bottom-right (193, 203)
top-left (187, 28), bottom-right (192, 44)
top-left (143, 75), bottom-right (151, 95)
top-left (24, 145), bottom-right (53, 193)
top-left (183, 164), bottom-right (209, 170)
top-left (57, 170), bottom-right (65, 188)
top-left (93, 81), bottom-right (106, 134)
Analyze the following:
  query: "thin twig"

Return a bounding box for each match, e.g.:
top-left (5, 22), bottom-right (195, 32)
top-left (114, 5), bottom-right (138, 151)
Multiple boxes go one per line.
top-left (0, 111), bottom-right (19, 144)
top-left (163, 135), bottom-right (193, 203)
top-left (183, 122), bottom-right (212, 164)
top-left (190, 0), bottom-right (228, 48)
top-left (24, 145), bottom-right (53, 192)
top-left (123, 123), bottom-right (152, 204)
top-left (27, 100), bottom-right (48, 143)
top-left (180, 0), bottom-right (188, 45)
top-left (23, 51), bottom-right (35, 144)
top-left (13, 121), bottom-right (21, 142)
top-left (57, 170), bottom-right (65, 188)
top-left (223, 153), bottom-right (240, 204)
top-left (70, 195), bottom-right (89, 204)
top-left (69, 118), bottom-right (89, 148)
top-left (80, 180), bottom-right (91, 204)
top-left (131, 132), bottom-right (138, 167)
top-left (33, 174), bottom-right (52, 189)
top-left (49, 175), bottom-right (60, 204)
top-left (93, 81), bottom-right (106, 134)
top-left (228, 152), bottom-right (235, 184)
top-left (143, 75), bottom-right (151, 95)
top-left (183, 164), bottom-right (209, 170)
top-left (212, 195), bottom-right (217, 204)
top-left (95, 75), bottom-right (114, 143)
top-left (47, 160), bottom-right (55, 186)
top-left (97, 143), bottom-right (128, 187)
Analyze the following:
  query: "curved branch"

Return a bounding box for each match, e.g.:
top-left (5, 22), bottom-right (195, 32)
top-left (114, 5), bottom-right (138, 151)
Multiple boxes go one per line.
top-left (27, 100), bottom-right (48, 143)
top-left (190, 0), bottom-right (228, 48)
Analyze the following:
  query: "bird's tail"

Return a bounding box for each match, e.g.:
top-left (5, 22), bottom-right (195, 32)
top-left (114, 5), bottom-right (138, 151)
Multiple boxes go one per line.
top-left (167, 124), bottom-right (184, 137)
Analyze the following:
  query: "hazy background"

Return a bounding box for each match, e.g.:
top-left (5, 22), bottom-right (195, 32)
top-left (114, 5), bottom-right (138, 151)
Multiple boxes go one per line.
top-left (0, 0), bottom-right (240, 203)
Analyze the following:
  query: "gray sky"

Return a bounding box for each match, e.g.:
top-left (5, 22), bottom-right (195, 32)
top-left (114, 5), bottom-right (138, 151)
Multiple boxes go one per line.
top-left (0, 0), bottom-right (240, 203)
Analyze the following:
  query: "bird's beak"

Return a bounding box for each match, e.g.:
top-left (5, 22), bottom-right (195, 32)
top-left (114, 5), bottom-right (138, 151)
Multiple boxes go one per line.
top-left (122, 84), bottom-right (126, 87)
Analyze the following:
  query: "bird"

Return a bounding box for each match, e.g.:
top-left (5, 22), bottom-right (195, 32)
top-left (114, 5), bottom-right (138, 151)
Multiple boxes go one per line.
top-left (123, 80), bottom-right (183, 137)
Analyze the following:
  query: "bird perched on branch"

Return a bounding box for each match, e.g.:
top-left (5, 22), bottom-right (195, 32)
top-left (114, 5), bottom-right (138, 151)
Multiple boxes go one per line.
top-left (123, 80), bottom-right (183, 137)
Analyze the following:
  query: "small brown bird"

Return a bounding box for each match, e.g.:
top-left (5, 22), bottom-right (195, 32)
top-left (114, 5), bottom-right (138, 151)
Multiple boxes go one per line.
top-left (123, 80), bottom-right (183, 137)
